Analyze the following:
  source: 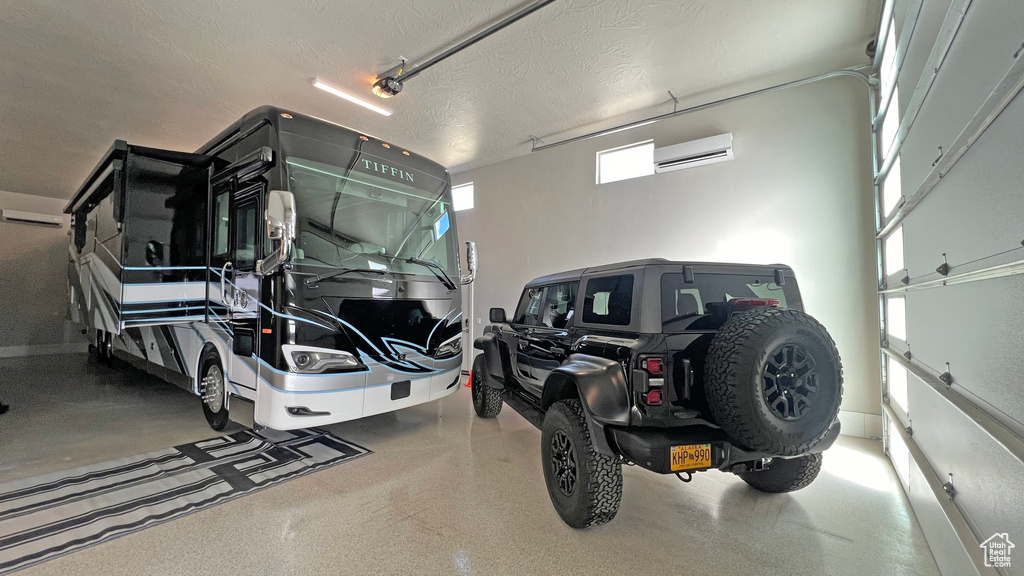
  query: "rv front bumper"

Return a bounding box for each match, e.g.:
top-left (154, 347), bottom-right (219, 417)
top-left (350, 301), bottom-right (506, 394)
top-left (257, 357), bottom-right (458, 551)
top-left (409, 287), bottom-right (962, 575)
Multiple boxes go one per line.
top-left (253, 356), bottom-right (464, 430)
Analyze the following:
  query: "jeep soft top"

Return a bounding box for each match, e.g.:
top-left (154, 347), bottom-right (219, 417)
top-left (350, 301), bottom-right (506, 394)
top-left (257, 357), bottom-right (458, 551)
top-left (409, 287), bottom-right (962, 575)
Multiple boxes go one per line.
top-left (471, 259), bottom-right (842, 528)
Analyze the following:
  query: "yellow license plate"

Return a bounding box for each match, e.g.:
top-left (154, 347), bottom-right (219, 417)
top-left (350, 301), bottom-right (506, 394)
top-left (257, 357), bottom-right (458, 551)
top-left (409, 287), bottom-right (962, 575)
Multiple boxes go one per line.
top-left (670, 444), bottom-right (712, 471)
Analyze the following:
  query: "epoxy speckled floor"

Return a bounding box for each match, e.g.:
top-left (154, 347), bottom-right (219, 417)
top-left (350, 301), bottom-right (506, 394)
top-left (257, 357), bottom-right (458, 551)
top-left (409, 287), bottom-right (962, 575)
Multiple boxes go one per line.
top-left (0, 354), bottom-right (939, 575)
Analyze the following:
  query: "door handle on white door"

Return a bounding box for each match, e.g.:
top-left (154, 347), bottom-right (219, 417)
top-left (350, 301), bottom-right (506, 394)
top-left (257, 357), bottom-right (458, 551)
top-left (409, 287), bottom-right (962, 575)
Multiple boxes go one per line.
top-left (219, 261), bottom-right (233, 312)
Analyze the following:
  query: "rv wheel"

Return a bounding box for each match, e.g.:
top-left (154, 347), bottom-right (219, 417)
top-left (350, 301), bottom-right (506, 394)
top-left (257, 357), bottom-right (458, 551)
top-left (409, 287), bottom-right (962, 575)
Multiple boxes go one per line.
top-left (96, 330), bottom-right (113, 364)
top-left (200, 349), bottom-right (229, 431)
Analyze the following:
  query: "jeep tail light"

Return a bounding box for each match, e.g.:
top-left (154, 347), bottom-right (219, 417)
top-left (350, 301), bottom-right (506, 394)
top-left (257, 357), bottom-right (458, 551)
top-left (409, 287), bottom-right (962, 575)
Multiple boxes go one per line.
top-left (642, 357), bottom-right (663, 376)
top-left (732, 298), bottom-right (780, 307)
top-left (642, 388), bottom-right (663, 406)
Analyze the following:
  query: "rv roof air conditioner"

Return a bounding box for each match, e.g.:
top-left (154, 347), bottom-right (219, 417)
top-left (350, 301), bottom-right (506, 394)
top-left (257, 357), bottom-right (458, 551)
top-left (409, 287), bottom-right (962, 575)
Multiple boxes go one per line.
top-left (653, 133), bottom-right (733, 173)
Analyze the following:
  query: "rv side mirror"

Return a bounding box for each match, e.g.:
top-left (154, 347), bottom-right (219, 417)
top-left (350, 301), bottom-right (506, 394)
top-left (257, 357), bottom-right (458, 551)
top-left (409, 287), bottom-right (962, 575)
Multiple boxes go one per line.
top-left (265, 190), bottom-right (296, 241)
top-left (460, 240), bottom-right (477, 285)
top-left (489, 308), bottom-right (506, 323)
top-left (256, 190), bottom-right (297, 276)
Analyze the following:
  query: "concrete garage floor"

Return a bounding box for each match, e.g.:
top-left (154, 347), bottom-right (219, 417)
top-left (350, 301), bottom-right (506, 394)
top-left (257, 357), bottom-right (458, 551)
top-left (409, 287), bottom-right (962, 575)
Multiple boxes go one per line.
top-left (0, 354), bottom-right (940, 576)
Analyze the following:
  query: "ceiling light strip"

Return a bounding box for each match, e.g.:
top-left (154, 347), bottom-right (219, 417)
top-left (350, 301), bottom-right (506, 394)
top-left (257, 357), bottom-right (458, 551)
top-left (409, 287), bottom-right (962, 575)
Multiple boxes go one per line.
top-left (313, 79), bottom-right (393, 116)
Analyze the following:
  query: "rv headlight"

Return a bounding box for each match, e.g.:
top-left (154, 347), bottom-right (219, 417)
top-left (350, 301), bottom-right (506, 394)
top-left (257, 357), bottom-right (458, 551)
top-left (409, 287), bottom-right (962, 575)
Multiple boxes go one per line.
top-left (282, 344), bottom-right (360, 374)
top-left (434, 334), bottom-right (463, 359)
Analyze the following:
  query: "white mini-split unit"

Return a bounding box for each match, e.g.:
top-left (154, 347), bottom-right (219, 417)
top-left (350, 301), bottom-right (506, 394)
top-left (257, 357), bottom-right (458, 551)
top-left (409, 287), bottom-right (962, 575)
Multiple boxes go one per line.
top-left (653, 133), bottom-right (734, 173)
top-left (0, 209), bottom-right (64, 227)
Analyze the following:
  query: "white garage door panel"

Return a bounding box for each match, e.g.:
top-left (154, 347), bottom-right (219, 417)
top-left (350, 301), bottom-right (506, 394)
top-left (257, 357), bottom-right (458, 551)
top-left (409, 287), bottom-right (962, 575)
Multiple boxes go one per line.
top-left (897, 0), bottom-right (1024, 197)
top-left (905, 456), bottom-right (980, 576)
top-left (904, 275), bottom-right (1024, 430)
top-left (895, 0), bottom-right (953, 116)
top-left (907, 372), bottom-right (1024, 565)
top-left (900, 91), bottom-right (1024, 280)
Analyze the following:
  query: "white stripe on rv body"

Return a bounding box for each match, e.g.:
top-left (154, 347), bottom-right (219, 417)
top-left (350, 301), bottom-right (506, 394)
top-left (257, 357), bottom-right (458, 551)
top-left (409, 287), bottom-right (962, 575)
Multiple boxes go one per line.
top-left (122, 281), bottom-right (206, 304)
top-left (87, 256), bottom-right (122, 304)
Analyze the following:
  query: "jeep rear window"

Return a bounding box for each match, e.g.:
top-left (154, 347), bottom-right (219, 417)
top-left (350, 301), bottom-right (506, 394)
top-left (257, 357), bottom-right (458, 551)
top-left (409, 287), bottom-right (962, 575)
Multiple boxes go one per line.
top-left (661, 273), bottom-right (800, 331)
top-left (582, 274), bottom-right (634, 326)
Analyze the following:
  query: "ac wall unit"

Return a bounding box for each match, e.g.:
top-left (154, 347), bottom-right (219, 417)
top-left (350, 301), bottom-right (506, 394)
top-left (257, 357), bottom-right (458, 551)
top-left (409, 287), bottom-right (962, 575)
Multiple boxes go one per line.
top-left (654, 133), bottom-right (733, 173)
top-left (0, 209), bottom-right (64, 227)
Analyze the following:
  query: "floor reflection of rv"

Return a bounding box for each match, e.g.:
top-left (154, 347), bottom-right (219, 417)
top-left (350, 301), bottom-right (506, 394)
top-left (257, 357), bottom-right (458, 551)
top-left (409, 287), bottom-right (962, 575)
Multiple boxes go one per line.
top-left (66, 106), bottom-right (476, 431)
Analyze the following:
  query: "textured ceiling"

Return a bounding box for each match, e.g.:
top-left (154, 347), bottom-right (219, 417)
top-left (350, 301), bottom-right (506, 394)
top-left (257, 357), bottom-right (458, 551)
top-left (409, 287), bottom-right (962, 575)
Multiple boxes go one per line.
top-left (0, 0), bottom-right (881, 199)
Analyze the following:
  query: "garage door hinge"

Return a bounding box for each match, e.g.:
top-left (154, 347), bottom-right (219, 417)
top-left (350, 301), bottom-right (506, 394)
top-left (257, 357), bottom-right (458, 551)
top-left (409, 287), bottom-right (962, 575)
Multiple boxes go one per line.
top-left (939, 363), bottom-right (953, 387)
top-left (942, 474), bottom-right (956, 501)
top-left (936, 253), bottom-right (950, 276)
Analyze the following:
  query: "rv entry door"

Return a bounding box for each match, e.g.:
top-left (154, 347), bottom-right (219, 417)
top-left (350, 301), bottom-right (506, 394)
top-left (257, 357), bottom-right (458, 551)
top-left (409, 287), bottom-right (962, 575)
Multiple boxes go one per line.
top-left (209, 184), bottom-right (262, 393)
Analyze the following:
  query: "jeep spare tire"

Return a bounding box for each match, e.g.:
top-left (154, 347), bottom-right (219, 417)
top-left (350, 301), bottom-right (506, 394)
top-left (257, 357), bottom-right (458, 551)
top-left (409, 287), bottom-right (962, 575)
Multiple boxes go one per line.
top-left (704, 307), bottom-right (843, 455)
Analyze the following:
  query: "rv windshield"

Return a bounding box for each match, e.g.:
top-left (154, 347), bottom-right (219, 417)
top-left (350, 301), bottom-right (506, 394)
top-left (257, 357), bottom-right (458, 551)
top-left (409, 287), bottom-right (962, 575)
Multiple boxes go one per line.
top-left (280, 132), bottom-right (457, 277)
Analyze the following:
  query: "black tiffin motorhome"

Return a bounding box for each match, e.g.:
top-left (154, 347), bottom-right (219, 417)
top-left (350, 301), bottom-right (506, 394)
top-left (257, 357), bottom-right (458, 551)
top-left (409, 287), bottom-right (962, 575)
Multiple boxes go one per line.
top-left (66, 106), bottom-right (477, 431)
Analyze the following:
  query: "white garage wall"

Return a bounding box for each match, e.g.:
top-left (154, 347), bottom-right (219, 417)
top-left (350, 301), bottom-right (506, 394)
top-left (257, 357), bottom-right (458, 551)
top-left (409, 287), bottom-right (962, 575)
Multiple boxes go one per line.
top-left (0, 191), bottom-right (84, 356)
top-left (454, 77), bottom-right (881, 426)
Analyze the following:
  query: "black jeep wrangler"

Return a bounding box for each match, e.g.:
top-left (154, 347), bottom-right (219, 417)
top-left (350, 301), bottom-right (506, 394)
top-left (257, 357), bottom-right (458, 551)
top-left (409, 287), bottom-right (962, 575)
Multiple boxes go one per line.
top-left (472, 259), bottom-right (842, 528)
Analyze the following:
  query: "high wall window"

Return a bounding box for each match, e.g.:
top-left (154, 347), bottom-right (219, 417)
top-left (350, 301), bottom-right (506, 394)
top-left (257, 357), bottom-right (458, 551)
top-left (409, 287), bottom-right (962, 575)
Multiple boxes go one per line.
top-left (452, 182), bottom-right (474, 211)
top-left (596, 140), bottom-right (654, 184)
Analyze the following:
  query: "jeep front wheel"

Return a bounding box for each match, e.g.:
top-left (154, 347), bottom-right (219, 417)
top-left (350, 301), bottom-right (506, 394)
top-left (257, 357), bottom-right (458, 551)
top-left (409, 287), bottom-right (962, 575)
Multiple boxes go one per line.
top-left (471, 356), bottom-right (502, 418)
top-left (739, 453), bottom-right (822, 493)
top-left (540, 399), bottom-right (622, 528)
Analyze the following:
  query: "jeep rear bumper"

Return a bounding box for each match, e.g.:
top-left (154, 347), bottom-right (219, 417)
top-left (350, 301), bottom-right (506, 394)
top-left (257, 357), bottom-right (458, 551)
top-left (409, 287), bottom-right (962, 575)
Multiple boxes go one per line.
top-left (607, 419), bottom-right (841, 474)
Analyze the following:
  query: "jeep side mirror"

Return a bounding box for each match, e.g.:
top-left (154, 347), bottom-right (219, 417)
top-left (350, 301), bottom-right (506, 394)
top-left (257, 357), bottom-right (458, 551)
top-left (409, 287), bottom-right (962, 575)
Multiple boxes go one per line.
top-left (460, 240), bottom-right (477, 285)
top-left (490, 308), bottom-right (506, 323)
top-left (256, 190), bottom-right (296, 276)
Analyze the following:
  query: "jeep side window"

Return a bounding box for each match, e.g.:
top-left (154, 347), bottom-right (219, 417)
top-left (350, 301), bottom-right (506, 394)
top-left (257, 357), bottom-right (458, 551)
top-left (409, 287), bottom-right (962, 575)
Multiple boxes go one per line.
top-left (513, 286), bottom-right (546, 325)
top-left (582, 274), bottom-right (633, 326)
top-left (539, 282), bottom-right (578, 328)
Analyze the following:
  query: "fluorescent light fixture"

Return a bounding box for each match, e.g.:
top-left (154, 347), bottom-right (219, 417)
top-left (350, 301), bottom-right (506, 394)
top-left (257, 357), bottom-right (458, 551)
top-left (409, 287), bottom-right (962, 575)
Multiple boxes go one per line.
top-left (313, 78), bottom-right (392, 117)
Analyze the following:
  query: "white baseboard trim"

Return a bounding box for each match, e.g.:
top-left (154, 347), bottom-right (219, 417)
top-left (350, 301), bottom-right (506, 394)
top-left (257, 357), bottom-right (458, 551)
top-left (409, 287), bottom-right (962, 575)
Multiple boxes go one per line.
top-left (0, 343), bottom-right (89, 358)
top-left (838, 409), bottom-right (884, 439)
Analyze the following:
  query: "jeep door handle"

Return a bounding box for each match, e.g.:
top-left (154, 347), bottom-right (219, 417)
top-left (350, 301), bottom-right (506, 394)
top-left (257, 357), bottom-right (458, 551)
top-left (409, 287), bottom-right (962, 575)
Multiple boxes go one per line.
top-left (549, 346), bottom-right (566, 356)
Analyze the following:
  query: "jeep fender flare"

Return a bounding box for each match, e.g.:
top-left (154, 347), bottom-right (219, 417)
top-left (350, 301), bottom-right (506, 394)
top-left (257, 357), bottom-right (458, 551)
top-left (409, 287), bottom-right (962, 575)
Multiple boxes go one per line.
top-left (472, 332), bottom-right (505, 388)
top-left (541, 354), bottom-right (630, 457)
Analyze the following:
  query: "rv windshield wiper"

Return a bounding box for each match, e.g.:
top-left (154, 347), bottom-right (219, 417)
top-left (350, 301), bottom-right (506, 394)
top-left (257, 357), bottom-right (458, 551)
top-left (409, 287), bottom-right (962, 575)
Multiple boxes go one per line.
top-left (406, 257), bottom-right (456, 291)
top-left (304, 266), bottom-right (389, 288)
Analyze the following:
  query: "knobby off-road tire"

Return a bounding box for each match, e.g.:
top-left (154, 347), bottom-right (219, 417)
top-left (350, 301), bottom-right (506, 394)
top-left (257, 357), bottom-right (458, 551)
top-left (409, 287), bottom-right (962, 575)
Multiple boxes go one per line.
top-left (704, 308), bottom-right (843, 456)
top-left (540, 400), bottom-right (622, 529)
top-left (470, 356), bottom-right (503, 418)
top-left (739, 453), bottom-right (823, 493)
